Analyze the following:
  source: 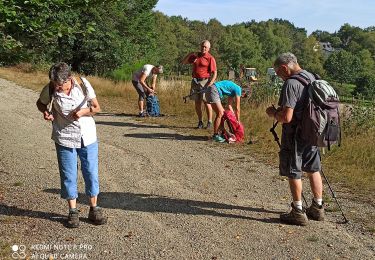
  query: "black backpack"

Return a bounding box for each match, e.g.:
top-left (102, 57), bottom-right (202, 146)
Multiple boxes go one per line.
top-left (290, 73), bottom-right (341, 150)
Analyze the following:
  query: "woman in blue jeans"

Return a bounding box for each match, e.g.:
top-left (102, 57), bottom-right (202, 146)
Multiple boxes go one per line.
top-left (36, 62), bottom-right (107, 228)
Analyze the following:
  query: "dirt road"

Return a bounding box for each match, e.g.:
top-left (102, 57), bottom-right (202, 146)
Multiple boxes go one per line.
top-left (0, 78), bottom-right (374, 259)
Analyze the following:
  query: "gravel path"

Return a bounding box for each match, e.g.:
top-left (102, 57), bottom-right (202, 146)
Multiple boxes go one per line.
top-left (0, 78), bottom-right (374, 260)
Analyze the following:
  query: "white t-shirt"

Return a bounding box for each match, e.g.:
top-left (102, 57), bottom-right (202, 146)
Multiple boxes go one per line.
top-left (132, 64), bottom-right (155, 81)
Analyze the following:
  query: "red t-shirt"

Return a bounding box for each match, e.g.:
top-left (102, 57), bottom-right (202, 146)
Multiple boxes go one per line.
top-left (188, 52), bottom-right (217, 78)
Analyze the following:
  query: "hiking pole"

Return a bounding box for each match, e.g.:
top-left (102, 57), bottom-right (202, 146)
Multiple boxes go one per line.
top-left (320, 166), bottom-right (349, 223)
top-left (270, 120), bottom-right (281, 148)
top-left (270, 116), bottom-right (308, 207)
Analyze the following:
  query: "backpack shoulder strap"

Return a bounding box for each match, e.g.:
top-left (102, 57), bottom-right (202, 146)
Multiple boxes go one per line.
top-left (73, 76), bottom-right (88, 97)
top-left (289, 73), bottom-right (310, 86)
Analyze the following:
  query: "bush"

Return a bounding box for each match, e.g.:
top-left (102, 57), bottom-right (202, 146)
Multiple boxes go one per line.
top-left (354, 73), bottom-right (375, 100)
top-left (330, 81), bottom-right (356, 97)
top-left (108, 60), bottom-right (148, 82)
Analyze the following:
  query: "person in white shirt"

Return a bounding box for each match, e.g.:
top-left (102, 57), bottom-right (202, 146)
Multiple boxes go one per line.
top-left (36, 62), bottom-right (107, 228)
top-left (132, 64), bottom-right (163, 117)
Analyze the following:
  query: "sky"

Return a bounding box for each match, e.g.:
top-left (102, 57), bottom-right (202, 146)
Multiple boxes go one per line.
top-left (154, 0), bottom-right (374, 35)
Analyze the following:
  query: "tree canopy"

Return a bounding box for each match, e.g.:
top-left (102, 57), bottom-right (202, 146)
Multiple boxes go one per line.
top-left (1, 1), bottom-right (374, 98)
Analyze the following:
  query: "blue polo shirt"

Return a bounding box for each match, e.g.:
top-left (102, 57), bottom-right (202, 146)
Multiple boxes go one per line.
top-left (214, 80), bottom-right (242, 99)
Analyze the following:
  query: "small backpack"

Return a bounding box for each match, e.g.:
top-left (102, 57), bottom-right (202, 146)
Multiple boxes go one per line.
top-left (146, 94), bottom-right (161, 117)
top-left (290, 73), bottom-right (341, 150)
top-left (219, 110), bottom-right (245, 143)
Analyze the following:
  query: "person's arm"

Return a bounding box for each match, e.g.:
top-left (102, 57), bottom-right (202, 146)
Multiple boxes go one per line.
top-left (36, 99), bottom-right (54, 121)
top-left (150, 74), bottom-right (157, 92)
top-left (182, 52), bottom-right (196, 64)
top-left (266, 106), bottom-right (293, 123)
top-left (139, 73), bottom-right (154, 94)
top-left (234, 95), bottom-right (241, 121)
top-left (227, 96), bottom-right (241, 121)
top-left (206, 70), bottom-right (217, 87)
top-left (71, 97), bottom-right (101, 120)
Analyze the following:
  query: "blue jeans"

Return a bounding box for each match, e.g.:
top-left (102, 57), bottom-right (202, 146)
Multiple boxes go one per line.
top-left (55, 141), bottom-right (99, 200)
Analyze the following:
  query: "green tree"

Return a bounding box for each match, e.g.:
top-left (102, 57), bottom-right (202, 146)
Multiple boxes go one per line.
top-left (297, 36), bottom-right (325, 76)
top-left (153, 11), bottom-right (179, 73)
top-left (311, 30), bottom-right (342, 47)
top-left (324, 50), bottom-right (362, 84)
top-left (0, 0), bottom-right (158, 75)
top-left (358, 49), bottom-right (375, 74)
top-left (218, 25), bottom-right (264, 74)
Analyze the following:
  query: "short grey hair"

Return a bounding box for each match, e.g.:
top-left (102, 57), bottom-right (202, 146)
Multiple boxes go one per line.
top-left (156, 65), bottom-right (163, 74)
top-left (201, 40), bottom-right (211, 48)
top-left (274, 52), bottom-right (298, 68)
top-left (49, 62), bottom-right (71, 84)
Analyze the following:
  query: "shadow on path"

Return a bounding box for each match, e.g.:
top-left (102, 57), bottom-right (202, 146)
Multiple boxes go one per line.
top-left (96, 120), bottom-right (194, 131)
top-left (44, 189), bottom-right (281, 224)
top-left (123, 132), bottom-right (208, 141)
top-left (0, 203), bottom-right (65, 224)
top-left (96, 120), bottom-right (167, 129)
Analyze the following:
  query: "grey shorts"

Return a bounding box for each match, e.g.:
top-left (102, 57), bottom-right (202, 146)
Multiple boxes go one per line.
top-left (279, 129), bottom-right (321, 179)
top-left (190, 78), bottom-right (209, 101)
top-left (132, 81), bottom-right (146, 101)
top-left (205, 85), bottom-right (221, 104)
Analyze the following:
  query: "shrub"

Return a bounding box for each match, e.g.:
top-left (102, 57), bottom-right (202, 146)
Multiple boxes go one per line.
top-left (354, 73), bottom-right (375, 100)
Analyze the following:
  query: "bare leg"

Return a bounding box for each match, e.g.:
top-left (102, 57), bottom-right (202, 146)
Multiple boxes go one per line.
top-left (138, 100), bottom-right (144, 112)
top-left (68, 199), bottom-right (77, 209)
top-left (89, 196), bottom-right (98, 207)
top-left (308, 171), bottom-right (323, 199)
top-left (212, 103), bottom-right (225, 134)
top-left (288, 178), bottom-right (303, 201)
top-left (195, 99), bottom-right (203, 121)
top-left (205, 103), bottom-right (213, 123)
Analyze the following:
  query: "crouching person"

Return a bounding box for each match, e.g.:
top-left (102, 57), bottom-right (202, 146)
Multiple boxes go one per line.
top-left (266, 53), bottom-right (325, 226)
top-left (36, 62), bottom-right (107, 228)
top-left (205, 80), bottom-right (241, 142)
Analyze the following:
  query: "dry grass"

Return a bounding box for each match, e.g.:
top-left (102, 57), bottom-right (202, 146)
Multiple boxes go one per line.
top-left (0, 65), bottom-right (374, 200)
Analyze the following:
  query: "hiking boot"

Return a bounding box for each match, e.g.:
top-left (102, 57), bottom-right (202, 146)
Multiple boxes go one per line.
top-left (66, 211), bottom-right (79, 228)
top-left (206, 121), bottom-right (212, 129)
top-left (280, 203), bottom-right (308, 226)
top-left (138, 111), bottom-right (146, 117)
top-left (197, 121), bottom-right (204, 129)
top-left (306, 200), bottom-right (325, 221)
top-left (88, 207), bottom-right (107, 225)
top-left (213, 134), bottom-right (226, 143)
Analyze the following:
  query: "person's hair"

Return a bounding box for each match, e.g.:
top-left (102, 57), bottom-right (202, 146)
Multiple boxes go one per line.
top-left (201, 40), bottom-right (211, 48)
top-left (274, 52), bottom-right (298, 69)
top-left (156, 65), bottom-right (163, 74)
top-left (49, 62), bottom-right (71, 84)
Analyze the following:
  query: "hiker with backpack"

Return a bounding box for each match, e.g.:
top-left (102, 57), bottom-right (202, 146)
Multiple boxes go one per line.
top-left (205, 80), bottom-right (243, 142)
top-left (265, 53), bottom-right (325, 226)
top-left (182, 40), bottom-right (217, 129)
top-left (132, 64), bottom-right (163, 117)
top-left (36, 62), bottom-right (107, 228)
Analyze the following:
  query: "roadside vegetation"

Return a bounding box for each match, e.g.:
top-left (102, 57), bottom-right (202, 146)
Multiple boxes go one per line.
top-left (1, 65), bottom-right (374, 202)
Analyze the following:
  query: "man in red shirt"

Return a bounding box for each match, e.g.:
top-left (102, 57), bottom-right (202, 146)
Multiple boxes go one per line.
top-left (182, 40), bottom-right (217, 129)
